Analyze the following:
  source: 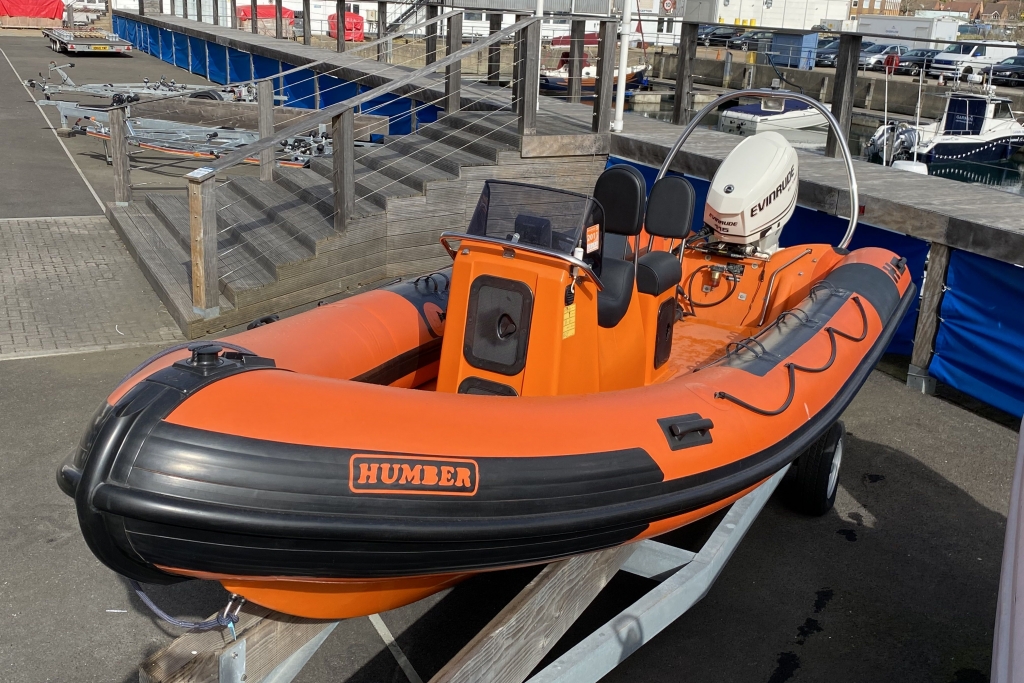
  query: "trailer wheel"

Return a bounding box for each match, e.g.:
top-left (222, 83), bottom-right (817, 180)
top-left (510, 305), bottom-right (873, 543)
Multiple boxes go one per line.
top-left (785, 420), bottom-right (845, 516)
top-left (189, 90), bottom-right (221, 100)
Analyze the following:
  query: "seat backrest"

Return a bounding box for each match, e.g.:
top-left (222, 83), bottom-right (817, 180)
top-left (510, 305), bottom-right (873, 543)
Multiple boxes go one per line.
top-left (645, 175), bottom-right (695, 241)
top-left (593, 164), bottom-right (647, 260)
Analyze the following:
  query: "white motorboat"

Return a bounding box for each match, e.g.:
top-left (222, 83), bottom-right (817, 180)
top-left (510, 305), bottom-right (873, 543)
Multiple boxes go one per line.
top-left (718, 99), bottom-right (828, 137)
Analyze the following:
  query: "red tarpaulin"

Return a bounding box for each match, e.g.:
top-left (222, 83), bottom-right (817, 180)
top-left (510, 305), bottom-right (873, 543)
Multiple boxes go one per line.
top-left (0, 0), bottom-right (64, 19)
top-left (236, 4), bottom-right (294, 24)
top-left (550, 32), bottom-right (599, 47)
top-left (328, 12), bottom-right (364, 41)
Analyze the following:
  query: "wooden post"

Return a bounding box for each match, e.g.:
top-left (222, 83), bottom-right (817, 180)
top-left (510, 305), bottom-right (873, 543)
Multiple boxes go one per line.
top-left (230, 0), bottom-right (237, 28)
top-left (517, 19), bottom-right (539, 137)
top-left (212, 0), bottom-right (219, 26)
top-left (864, 78), bottom-right (876, 111)
top-left (170, 0), bottom-right (175, 18)
top-left (275, 0), bottom-right (283, 38)
top-left (109, 107), bottom-right (132, 205)
top-left (819, 75), bottom-right (829, 102)
top-left (511, 20), bottom-right (523, 113)
top-left (487, 13), bottom-right (503, 86)
top-left (425, 3), bottom-right (438, 65)
top-left (671, 21), bottom-right (698, 125)
top-left (567, 19), bottom-right (585, 103)
top-left (332, 109), bottom-right (355, 233)
top-left (445, 13), bottom-right (462, 115)
top-left (908, 242), bottom-right (951, 394)
top-left (186, 168), bottom-right (219, 317)
top-left (336, 0), bottom-right (344, 51)
top-left (825, 33), bottom-right (861, 159)
top-left (65, 0), bottom-right (73, 27)
top-left (196, 0), bottom-right (203, 23)
top-left (592, 19), bottom-right (616, 134)
top-left (250, 0), bottom-right (257, 32)
top-left (138, 0), bottom-right (145, 16)
top-left (299, 0), bottom-right (309, 43)
top-left (376, 1), bottom-right (387, 61)
top-left (721, 50), bottom-right (733, 87)
top-left (257, 80), bottom-right (275, 182)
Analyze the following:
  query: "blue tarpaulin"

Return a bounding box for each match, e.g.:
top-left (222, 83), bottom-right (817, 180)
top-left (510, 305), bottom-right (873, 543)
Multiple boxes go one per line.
top-left (159, 28), bottom-right (174, 63)
top-left (188, 36), bottom-right (206, 77)
top-left (317, 74), bottom-right (358, 107)
top-left (124, 18), bottom-right (137, 46)
top-left (172, 31), bottom-right (189, 70)
top-left (251, 54), bottom-right (280, 81)
top-left (207, 43), bottom-right (228, 85)
top-left (605, 156), bottom-right (928, 354)
top-left (227, 47), bottom-right (251, 83)
top-left (112, 15), bottom-right (123, 38)
top-left (359, 87), bottom-right (413, 135)
top-left (930, 251), bottom-right (1024, 418)
top-left (281, 65), bottom-right (317, 109)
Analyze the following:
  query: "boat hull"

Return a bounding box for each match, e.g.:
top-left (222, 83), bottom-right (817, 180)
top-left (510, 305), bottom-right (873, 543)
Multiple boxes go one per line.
top-left (921, 134), bottom-right (1024, 163)
top-left (539, 68), bottom-right (646, 94)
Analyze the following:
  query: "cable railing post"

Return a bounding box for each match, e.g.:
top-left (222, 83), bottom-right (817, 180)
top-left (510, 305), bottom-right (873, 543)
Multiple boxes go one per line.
top-left (302, 0), bottom-right (311, 43)
top-left (110, 107), bottom-right (132, 205)
top-left (258, 79), bottom-right (275, 182)
top-left (487, 12), bottom-right (502, 86)
top-left (186, 167), bottom-right (219, 318)
top-left (275, 0), bottom-right (283, 38)
top-left (512, 16), bottom-right (526, 113)
top-left (567, 19), bottom-right (585, 104)
top-left (592, 18), bottom-right (616, 133)
top-left (445, 12), bottom-right (462, 114)
top-left (671, 21), bottom-right (698, 125)
top-left (518, 19), bottom-right (539, 137)
top-left (425, 3), bottom-right (438, 65)
top-left (250, 0), bottom-right (257, 32)
top-left (332, 109), bottom-right (355, 233)
top-left (336, 0), bottom-right (344, 51)
top-left (825, 33), bottom-right (861, 159)
top-left (377, 1), bottom-right (387, 61)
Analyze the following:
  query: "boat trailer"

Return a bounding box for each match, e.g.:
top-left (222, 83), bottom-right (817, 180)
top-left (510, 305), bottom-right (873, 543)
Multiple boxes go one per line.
top-left (137, 465), bottom-right (789, 683)
top-left (40, 28), bottom-right (133, 54)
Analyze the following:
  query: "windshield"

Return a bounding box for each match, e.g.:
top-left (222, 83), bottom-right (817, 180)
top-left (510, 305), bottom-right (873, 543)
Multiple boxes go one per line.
top-left (466, 181), bottom-right (602, 256)
top-left (820, 39), bottom-right (839, 50)
top-left (943, 43), bottom-right (977, 54)
top-left (863, 44), bottom-right (888, 53)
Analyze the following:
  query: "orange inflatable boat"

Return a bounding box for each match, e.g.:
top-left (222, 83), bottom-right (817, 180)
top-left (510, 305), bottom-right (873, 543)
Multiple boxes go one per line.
top-left (58, 93), bottom-right (916, 620)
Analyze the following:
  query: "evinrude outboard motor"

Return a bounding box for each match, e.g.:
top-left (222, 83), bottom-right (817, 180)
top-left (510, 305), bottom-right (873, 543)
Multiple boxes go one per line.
top-left (703, 131), bottom-right (798, 257)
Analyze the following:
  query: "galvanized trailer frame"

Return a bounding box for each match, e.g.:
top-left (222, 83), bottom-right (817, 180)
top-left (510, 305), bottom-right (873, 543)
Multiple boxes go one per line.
top-left (139, 465), bottom-right (789, 683)
top-left (25, 62), bottom-right (260, 103)
top-left (41, 28), bottom-right (133, 54)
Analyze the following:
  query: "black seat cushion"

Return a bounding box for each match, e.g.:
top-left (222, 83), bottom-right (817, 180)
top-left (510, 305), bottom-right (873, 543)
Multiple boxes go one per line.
top-left (598, 257), bottom-right (635, 328)
top-left (645, 176), bottom-right (695, 240)
top-left (637, 251), bottom-right (682, 297)
top-left (593, 165), bottom-right (647, 239)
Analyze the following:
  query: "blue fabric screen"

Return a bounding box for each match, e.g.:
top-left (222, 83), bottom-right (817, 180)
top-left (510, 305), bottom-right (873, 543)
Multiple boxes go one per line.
top-left (207, 43), bottom-right (228, 84)
top-left (604, 156), bottom-right (928, 354)
top-left (930, 251), bottom-right (1024, 417)
top-left (148, 25), bottom-right (159, 54)
top-left (173, 32), bottom-right (189, 69)
top-left (227, 48), bottom-right (252, 83)
top-left (124, 18), bottom-right (137, 46)
top-left (112, 15), bottom-right (124, 38)
top-left (317, 74), bottom-right (357, 107)
top-left (359, 87), bottom-right (412, 135)
top-left (281, 65), bottom-right (317, 109)
top-left (251, 54), bottom-right (280, 81)
top-left (188, 36), bottom-right (207, 77)
top-left (159, 28), bottom-right (174, 63)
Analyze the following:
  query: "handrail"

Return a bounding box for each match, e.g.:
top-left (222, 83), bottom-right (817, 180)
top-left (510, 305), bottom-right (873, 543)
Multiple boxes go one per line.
top-left (204, 14), bottom-right (539, 174)
top-left (440, 232), bottom-right (605, 291)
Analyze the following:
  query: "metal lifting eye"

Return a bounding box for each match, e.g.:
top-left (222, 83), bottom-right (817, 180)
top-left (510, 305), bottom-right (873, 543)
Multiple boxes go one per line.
top-left (496, 314), bottom-right (517, 340)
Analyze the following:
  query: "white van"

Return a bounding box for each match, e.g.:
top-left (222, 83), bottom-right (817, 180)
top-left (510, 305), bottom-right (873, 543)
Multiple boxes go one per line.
top-left (928, 40), bottom-right (1020, 77)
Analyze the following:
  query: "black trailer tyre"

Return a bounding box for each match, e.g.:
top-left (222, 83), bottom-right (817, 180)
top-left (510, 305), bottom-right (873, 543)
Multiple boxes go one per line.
top-left (787, 420), bottom-right (845, 516)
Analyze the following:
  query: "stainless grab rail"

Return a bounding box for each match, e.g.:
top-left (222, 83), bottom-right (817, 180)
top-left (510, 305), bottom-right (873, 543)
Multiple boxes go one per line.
top-left (655, 89), bottom-right (860, 250)
top-left (439, 231), bottom-right (605, 291)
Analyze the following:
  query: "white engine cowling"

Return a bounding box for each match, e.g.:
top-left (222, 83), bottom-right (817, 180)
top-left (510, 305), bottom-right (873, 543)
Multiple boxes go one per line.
top-left (703, 131), bottom-right (798, 255)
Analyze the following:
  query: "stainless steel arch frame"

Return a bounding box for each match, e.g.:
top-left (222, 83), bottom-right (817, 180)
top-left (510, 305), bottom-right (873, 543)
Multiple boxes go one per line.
top-left (655, 89), bottom-right (860, 250)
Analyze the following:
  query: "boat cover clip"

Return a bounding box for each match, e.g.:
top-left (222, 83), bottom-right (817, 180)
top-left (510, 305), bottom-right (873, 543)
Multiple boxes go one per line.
top-left (658, 414), bottom-right (714, 451)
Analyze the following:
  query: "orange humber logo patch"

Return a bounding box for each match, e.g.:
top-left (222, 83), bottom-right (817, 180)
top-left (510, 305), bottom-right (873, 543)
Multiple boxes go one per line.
top-left (349, 454), bottom-right (479, 496)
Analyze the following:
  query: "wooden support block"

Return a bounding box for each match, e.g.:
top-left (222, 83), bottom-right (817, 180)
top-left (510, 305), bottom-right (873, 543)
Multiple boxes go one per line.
top-left (825, 33), bottom-right (861, 159)
top-left (671, 22), bottom-right (698, 126)
top-left (258, 80), bottom-right (275, 182)
top-left (109, 107), bottom-right (132, 205)
top-left (591, 19), bottom-right (616, 134)
top-left (908, 242), bottom-right (951, 394)
top-left (186, 168), bottom-right (219, 317)
top-left (517, 20), bottom-right (539, 137)
top-left (429, 545), bottom-right (635, 683)
top-left (567, 20), bottom-right (585, 104)
top-left (445, 13), bottom-right (463, 115)
top-left (333, 109), bottom-right (355, 233)
top-left (488, 13), bottom-right (503, 86)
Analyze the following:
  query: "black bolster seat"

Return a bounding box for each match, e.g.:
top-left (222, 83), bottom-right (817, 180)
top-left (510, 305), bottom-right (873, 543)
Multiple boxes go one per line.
top-left (636, 175), bottom-right (695, 297)
top-left (593, 164), bottom-right (647, 328)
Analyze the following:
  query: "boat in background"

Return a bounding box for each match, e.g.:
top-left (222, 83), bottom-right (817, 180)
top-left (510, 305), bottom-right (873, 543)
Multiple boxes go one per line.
top-left (718, 99), bottom-right (828, 137)
top-left (539, 54), bottom-right (647, 94)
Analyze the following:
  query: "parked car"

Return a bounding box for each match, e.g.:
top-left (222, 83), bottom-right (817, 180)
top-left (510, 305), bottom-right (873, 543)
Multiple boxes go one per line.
top-left (816, 36), bottom-right (837, 50)
top-left (895, 48), bottom-right (941, 76)
top-left (729, 30), bottom-right (775, 51)
top-left (859, 43), bottom-right (910, 71)
top-left (701, 26), bottom-right (744, 46)
top-left (816, 40), bottom-right (874, 67)
top-left (981, 55), bottom-right (1024, 86)
top-left (928, 40), bottom-right (1019, 77)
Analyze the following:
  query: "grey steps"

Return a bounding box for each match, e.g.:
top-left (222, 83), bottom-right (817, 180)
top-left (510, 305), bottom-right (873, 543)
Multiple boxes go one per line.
top-left (315, 150), bottom-right (455, 193)
top-left (274, 167), bottom-right (385, 220)
top-left (228, 176), bottom-right (336, 252)
top-left (145, 194), bottom-right (275, 304)
top-left (352, 163), bottom-right (424, 209)
top-left (372, 134), bottom-right (494, 176)
top-left (216, 183), bottom-right (315, 280)
top-left (413, 122), bottom-right (516, 163)
top-left (436, 112), bottom-right (523, 148)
